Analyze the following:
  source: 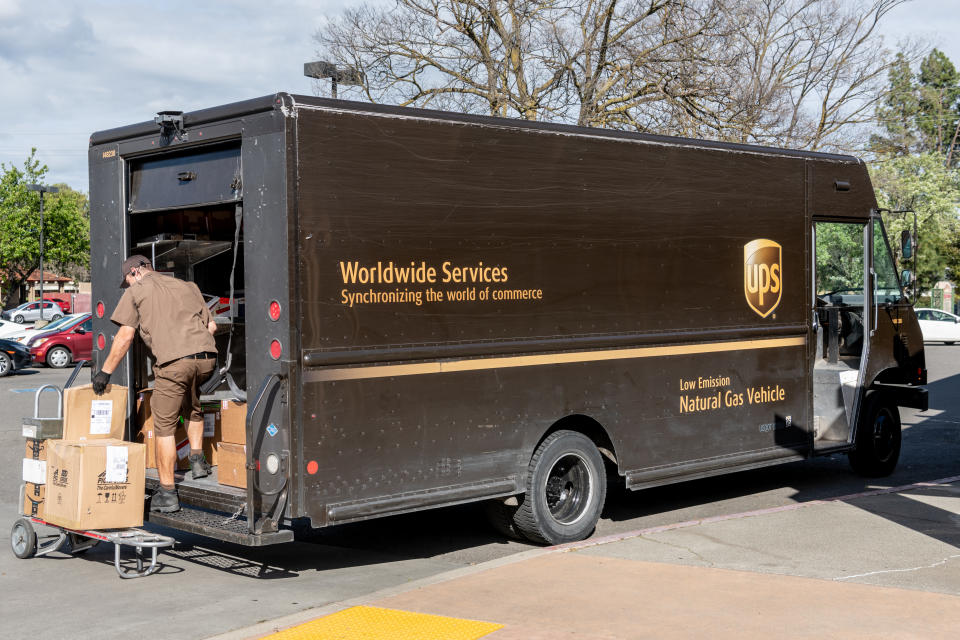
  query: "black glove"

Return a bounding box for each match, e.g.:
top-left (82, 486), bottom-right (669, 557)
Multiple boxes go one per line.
top-left (92, 370), bottom-right (111, 395)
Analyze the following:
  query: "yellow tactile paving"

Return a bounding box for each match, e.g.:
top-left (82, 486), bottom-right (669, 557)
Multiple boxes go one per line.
top-left (261, 605), bottom-right (503, 640)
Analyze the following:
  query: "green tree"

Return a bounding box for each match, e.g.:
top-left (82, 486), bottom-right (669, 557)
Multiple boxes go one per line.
top-left (0, 149), bottom-right (90, 306)
top-left (871, 48), bottom-right (960, 166)
top-left (870, 153), bottom-right (960, 292)
top-left (917, 49), bottom-right (960, 162)
top-left (870, 53), bottom-right (920, 157)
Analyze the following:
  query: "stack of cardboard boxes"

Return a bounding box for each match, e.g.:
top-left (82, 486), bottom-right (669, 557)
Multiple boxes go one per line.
top-left (21, 385), bottom-right (146, 530)
top-left (216, 400), bottom-right (247, 489)
top-left (135, 391), bottom-right (247, 489)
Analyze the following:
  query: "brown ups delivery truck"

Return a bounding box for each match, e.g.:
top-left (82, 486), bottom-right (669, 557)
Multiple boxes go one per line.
top-left (88, 94), bottom-right (927, 546)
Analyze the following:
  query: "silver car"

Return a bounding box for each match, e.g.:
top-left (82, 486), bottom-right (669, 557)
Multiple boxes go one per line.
top-left (1, 301), bottom-right (63, 324)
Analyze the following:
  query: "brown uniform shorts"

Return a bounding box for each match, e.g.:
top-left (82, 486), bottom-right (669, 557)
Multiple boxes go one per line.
top-left (150, 357), bottom-right (217, 437)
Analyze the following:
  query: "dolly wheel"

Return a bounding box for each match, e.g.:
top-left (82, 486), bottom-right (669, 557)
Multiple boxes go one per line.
top-left (11, 518), bottom-right (37, 559)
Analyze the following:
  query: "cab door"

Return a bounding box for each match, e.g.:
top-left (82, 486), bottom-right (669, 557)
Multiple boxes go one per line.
top-left (811, 220), bottom-right (870, 450)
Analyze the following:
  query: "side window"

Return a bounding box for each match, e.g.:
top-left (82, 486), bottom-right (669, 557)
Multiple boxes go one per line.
top-left (81, 319), bottom-right (92, 332)
top-left (934, 311), bottom-right (951, 322)
top-left (873, 220), bottom-right (903, 304)
top-left (27, 303), bottom-right (39, 310)
top-left (917, 310), bottom-right (931, 320)
top-left (816, 222), bottom-right (865, 295)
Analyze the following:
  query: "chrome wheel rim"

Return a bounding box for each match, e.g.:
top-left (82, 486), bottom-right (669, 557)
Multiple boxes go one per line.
top-left (544, 453), bottom-right (592, 525)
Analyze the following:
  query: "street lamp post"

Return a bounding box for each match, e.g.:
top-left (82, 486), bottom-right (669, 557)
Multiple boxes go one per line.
top-left (26, 184), bottom-right (59, 321)
top-left (304, 61), bottom-right (364, 99)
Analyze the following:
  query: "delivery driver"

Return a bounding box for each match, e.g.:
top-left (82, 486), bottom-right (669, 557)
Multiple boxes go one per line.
top-left (92, 255), bottom-right (218, 513)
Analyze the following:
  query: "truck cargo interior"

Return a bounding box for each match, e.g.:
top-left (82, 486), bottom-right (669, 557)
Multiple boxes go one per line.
top-left (127, 204), bottom-right (246, 396)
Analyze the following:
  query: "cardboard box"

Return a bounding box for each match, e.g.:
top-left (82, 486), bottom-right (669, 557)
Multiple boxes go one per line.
top-left (43, 439), bottom-right (146, 530)
top-left (219, 400), bottom-right (247, 445)
top-left (216, 442), bottom-right (246, 488)
top-left (137, 391), bottom-right (220, 469)
top-left (63, 384), bottom-right (128, 441)
top-left (23, 482), bottom-right (45, 519)
top-left (25, 438), bottom-right (47, 461)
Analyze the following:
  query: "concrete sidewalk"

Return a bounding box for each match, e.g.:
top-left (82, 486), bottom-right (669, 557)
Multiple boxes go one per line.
top-left (214, 478), bottom-right (960, 639)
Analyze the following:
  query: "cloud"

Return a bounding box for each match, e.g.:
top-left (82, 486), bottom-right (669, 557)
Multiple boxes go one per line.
top-left (0, 0), bottom-right (347, 190)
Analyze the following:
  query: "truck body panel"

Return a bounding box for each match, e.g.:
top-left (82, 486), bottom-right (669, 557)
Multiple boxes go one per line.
top-left (88, 94), bottom-right (925, 543)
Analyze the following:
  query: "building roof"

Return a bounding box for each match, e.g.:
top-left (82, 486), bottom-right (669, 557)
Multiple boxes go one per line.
top-left (26, 270), bottom-right (73, 283)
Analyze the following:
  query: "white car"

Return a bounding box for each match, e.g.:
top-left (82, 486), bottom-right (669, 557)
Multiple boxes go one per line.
top-left (5, 312), bottom-right (85, 343)
top-left (0, 318), bottom-right (32, 339)
top-left (915, 307), bottom-right (960, 344)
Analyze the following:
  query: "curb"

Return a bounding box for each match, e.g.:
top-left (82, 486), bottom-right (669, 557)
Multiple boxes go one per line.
top-left (204, 474), bottom-right (960, 639)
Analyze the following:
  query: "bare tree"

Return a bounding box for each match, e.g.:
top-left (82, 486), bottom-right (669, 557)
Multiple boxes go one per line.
top-left (313, 0), bottom-right (909, 152)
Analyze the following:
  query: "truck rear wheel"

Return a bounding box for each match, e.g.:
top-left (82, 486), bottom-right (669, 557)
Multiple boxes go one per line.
top-left (513, 430), bottom-right (606, 545)
top-left (849, 391), bottom-right (901, 477)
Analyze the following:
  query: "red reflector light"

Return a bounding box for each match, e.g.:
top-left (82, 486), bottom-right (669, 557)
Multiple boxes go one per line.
top-left (307, 460), bottom-right (319, 475)
top-left (270, 340), bottom-right (282, 360)
top-left (97, 333), bottom-right (106, 350)
top-left (269, 300), bottom-right (281, 321)
top-left (96, 301), bottom-right (105, 318)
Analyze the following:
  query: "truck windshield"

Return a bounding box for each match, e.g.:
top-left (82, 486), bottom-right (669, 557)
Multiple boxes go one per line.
top-left (874, 219), bottom-right (905, 304)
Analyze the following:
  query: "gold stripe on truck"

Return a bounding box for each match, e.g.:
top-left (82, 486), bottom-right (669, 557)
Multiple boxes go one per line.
top-left (305, 336), bottom-right (806, 382)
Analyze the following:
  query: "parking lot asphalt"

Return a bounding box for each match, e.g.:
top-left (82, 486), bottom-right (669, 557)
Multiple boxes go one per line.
top-left (1, 347), bottom-right (959, 639)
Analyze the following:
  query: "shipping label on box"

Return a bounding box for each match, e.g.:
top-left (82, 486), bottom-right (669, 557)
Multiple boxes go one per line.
top-left (43, 439), bottom-right (146, 530)
top-left (22, 458), bottom-right (47, 484)
top-left (23, 482), bottom-right (45, 518)
top-left (63, 384), bottom-right (128, 441)
top-left (24, 438), bottom-right (47, 461)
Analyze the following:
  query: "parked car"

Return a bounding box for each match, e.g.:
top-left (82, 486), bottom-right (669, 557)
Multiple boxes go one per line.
top-left (0, 338), bottom-right (32, 377)
top-left (0, 318), bottom-right (32, 340)
top-left (22, 313), bottom-right (90, 347)
top-left (30, 315), bottom-right (92, 368)
top-left (915, 307), bottom-right (960, 344)
top-left (6, 312), bottom-right (86, 344)
top-left (1, 300), bottom-right (63, 323)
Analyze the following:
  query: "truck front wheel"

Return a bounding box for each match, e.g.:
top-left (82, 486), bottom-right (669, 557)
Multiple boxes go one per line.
top-left (513, 430), bottom-right (606, 545)
top-left (849, 391), bottom-right (901, 477)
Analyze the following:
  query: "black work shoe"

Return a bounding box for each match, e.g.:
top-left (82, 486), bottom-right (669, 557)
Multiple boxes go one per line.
top-left (150, 487), bottom-right (180, 513)
top-left (189, 452), bottom-right (212, 479)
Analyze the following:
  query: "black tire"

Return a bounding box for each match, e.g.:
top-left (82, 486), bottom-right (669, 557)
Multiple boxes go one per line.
top-left (13, 314), bottom-right (24, 323)
top-left (46, 346), bottom-right (71, 369)
top-left (0, 352), bottom-right (11, 377)
top-left (51, 313), bottom-right (62, 321)
top-left (849, 391), bottom-right (901, 477)
top-left (513, 430), bottom-right (607, 545)
top-left (11, 518), bottom-right (37, 559)
top-left (484, 499), bottom-right (528, 541)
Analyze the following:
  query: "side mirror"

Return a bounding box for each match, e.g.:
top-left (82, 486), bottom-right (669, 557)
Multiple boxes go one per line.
top-left (900, 270), bottom-right (914, 288)
top-left (901, 229), bottom-right (913, 260)
top-left (74, 327), bottom-right (86, 335)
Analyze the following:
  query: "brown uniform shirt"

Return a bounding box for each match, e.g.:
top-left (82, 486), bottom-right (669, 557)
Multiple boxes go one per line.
top-left (110, 271), bottom-right (215, 365)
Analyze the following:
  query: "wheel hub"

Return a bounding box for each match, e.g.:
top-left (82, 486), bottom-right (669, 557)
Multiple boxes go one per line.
top-left (544, 453), bottom-right (591, 525)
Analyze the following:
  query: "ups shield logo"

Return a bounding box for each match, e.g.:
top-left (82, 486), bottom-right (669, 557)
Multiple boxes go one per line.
top-left (744, 239), bottom-right (782, 318)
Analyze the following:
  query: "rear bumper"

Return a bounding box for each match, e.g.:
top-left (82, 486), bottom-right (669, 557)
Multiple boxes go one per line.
top-left (871, 383), bottom-right (928, 411)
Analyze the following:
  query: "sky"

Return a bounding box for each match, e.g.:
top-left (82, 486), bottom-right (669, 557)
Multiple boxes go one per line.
top-left (0, 0), bottom-right (958, 193)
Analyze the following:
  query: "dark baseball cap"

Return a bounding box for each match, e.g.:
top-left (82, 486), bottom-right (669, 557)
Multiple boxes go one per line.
top-left (120, 254), bottom-right (152, 288)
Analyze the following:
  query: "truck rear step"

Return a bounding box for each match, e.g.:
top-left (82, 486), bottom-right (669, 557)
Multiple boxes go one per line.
top-left (145, 469), bottom-right (293, 546)
top-left (146, 506), bottom-right (292, 546)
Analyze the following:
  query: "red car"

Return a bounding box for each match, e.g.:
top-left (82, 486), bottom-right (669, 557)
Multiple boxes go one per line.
top-left (30, 315), bottom-right (92, 368)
